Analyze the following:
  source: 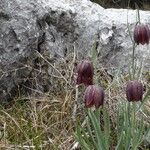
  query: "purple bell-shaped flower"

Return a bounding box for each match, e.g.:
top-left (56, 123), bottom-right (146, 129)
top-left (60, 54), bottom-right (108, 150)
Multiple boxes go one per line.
top-left (76, 60), bottom-right (94, 85)
top-left (134, 24), bottom-right (150, 45)
top-left (126, 80), bottom-right (144, 102)
top-left (84, 85), bottom-right (105, 108)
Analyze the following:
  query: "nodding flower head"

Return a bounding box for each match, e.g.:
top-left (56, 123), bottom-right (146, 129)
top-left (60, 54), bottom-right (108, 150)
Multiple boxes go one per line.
top-left (126, 80), bottom-right (144, 102)
top-left (134, 24), bottom-right (150, 45)
top-left (76, 60), bottom-right (94, 85)
top-left (84, 85), bottom-right (105, 108)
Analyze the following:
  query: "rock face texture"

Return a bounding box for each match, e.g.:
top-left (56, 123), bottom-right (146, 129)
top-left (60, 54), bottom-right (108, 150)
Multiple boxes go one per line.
top-left (0, 0), bottom-right (150, 102)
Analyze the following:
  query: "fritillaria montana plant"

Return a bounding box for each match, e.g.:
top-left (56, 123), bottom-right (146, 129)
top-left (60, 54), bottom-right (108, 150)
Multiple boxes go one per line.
top-left (116, 9), bottom-right (150, 150)
top-left (74, 60), bottom-right (147, 150)
top-left (130, 9), bottom-right (150, 79)
top-left (74, 56), bottom-right (110, 149)
top-left (115, 11), bottom-right (150, 150)
top-left (131, 24), bottom-right (150, 79)
top-left (74, 8), bottom-right (150, 150)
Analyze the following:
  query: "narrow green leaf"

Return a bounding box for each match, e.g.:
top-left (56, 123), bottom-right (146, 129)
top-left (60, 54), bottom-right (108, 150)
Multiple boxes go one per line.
top-left (88, 109), bottom-right (107, 150)
top-left (86, 117), bottom-right (99, 149)
top-left (103, 108), bottom-right (110, 149)
top-left (115, 131), bottom-right (124, 150)
top-left (74, 124), bottom-right (91, 150)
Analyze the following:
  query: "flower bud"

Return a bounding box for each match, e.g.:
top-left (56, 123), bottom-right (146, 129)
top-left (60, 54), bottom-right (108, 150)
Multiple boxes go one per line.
top-left (126, 80), bottom-right (144, 102)
top-left (84, 85), bottom-right (105, 108)
top-left (134, 24), bottom-right (150, 45)
top-left (76, 60), bottom-right (94, 85)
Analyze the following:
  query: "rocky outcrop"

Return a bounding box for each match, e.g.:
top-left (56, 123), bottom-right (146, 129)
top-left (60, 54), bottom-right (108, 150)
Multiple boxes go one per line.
top-left (0, 0), bottom-right (150, 102)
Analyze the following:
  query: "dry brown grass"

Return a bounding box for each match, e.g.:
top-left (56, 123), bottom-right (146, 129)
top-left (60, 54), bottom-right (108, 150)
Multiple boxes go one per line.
top-left (0, 93), bottom-right (76, 149)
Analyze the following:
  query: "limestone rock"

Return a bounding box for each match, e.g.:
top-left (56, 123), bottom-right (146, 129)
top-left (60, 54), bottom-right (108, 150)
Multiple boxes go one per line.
top-left (0, 0), bottom-right (150, 102)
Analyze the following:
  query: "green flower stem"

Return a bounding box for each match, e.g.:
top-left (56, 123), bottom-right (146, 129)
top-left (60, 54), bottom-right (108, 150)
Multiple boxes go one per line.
top-left (136, 5), bottom-right (141, 24)
top-left (90, 41), bottom-right (98, 84)
top-left (127, 102), bottom-right (131, 126)
top-left (131, 103), bottom-right (136, 148)
top-left (132, 43), bottom-right (136, 79)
